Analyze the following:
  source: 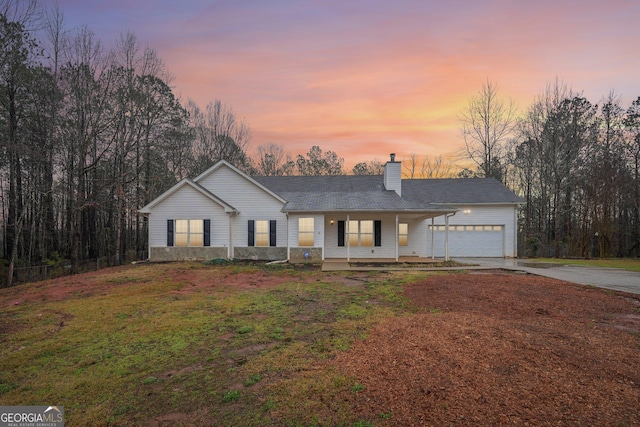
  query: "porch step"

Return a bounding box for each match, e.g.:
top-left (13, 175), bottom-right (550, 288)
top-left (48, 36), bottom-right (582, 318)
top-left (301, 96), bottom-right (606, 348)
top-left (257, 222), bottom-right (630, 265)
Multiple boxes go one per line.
top-left (321, 261), bottom-right (351, 272)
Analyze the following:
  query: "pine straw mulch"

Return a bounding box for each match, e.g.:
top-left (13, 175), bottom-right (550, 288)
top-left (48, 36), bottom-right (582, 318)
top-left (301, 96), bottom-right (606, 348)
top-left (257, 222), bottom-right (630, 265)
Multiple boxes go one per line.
top-left (332, 271), bottom-right (640, 426)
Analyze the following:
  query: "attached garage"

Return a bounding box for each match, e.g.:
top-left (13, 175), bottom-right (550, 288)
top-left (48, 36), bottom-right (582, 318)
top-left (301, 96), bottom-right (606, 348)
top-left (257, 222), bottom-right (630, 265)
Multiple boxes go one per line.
top-left (428, 224), bottom-right (505, 258)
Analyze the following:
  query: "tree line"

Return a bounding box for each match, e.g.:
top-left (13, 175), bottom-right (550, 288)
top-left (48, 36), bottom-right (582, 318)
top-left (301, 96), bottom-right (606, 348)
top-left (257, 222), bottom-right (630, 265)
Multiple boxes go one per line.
top-left (461, 80), bottom-right (640, 259)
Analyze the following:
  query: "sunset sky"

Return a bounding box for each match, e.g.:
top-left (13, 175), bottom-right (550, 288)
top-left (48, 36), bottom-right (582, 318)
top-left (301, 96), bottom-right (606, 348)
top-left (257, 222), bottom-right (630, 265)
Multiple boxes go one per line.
top-left (55, 0), bottom-right (640, 168)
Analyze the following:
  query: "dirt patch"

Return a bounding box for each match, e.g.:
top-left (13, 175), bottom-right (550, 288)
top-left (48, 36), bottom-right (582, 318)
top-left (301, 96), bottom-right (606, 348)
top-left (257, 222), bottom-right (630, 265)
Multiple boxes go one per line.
top-left (0, 265), bottom-right (142, 306)
top-left (0, 263), bottom-right (303, 306)
top-left (169, 269), bottom-right (293, 293)
top-left (334, 272), bottom-right (640, 426)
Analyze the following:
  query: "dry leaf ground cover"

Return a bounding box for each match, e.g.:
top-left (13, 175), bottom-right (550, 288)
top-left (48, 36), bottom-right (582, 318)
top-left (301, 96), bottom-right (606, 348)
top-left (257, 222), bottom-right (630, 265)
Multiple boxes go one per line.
top-left (0, 262), bottom-right (638, 426)
top-left (336, 272), bottom-right (640, 426)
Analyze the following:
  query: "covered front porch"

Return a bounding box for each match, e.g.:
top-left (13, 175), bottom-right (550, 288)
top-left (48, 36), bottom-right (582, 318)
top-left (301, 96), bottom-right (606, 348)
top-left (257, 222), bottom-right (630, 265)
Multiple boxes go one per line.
top-left (319, 210), bottom-right (457, 262)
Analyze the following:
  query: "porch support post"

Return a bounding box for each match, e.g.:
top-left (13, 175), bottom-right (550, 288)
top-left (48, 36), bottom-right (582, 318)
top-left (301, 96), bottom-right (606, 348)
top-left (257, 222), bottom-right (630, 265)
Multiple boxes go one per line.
top-left (431, 217), bottom-right (435, 260)
top-left (321, 215), bottom-right (325, 260)
top-left (346, 214), bottom-right (350, 262)
top-left (395, 214), bottom-right (399, 261)
top-left (445, 214), bottom-right (450, 261)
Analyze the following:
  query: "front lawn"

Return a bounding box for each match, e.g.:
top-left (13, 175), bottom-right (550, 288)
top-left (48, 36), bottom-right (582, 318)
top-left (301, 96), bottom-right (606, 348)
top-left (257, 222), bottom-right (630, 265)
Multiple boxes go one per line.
top-left (1, 262), bottom-right (638, 426)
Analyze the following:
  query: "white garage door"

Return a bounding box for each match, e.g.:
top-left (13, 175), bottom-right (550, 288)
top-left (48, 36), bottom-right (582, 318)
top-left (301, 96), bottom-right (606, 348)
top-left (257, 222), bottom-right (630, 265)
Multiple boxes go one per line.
top-left (429, 225), bottom-right (504, 257)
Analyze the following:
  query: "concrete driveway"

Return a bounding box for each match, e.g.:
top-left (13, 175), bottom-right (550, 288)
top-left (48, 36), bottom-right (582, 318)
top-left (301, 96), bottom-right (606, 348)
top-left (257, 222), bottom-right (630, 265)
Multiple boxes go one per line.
top-left (456, 258), bottom-right (640, 295)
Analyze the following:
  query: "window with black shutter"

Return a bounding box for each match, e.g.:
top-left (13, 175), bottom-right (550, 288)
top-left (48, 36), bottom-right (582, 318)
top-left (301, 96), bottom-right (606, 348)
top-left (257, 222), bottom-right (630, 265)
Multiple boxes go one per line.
top-left (167, 219), bottom-right (174, 246)
top-left (269, 220), bottom-right (277, 247)
top-left (248, 220), bottom-right (255, 246)
top-left (249, 220), bottom-right (275, 247)
top-left (204, 219), bottom-right (211, 246)
top-left (374, 220), bottom-right (382, 246)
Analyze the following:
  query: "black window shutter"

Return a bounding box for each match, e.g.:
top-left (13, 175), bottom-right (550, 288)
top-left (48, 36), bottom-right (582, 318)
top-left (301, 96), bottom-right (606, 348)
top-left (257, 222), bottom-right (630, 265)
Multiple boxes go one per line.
top-left (374, 220), bottom-right (382, 247)
top-left (167, 220), bottom-right (174, 246)
top-left (338, 220), bottom-right (345, 247)
top-left (269, 220), bottom-right (277, 246)
top-left (203, 219), bottom-right (211, 246)
top-left (248, 220), bottom-right (255, 246)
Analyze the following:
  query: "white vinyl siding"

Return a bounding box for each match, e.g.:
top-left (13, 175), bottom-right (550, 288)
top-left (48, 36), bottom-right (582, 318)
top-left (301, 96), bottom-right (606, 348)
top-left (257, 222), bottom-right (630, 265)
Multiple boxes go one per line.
top-left (288, 214), bottom-right (324, 248)
top-left (147, 185), bottom-right (227, 247)
top-left (197, 165), bottom-right (287, 248)
top-left (324, 214), bottom-right (397, 259)
top-left (398, 220), bottom-right (428, 257)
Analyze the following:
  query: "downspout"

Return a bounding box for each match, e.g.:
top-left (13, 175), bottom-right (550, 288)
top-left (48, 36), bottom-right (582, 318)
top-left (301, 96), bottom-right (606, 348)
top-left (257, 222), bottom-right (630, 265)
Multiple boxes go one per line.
top-left (444, 211), bottom-right (456, 261)
top-left (321, 215), bottom-right (325, 261)
top-left (227, 213), bottom-right (233, 259)
top-left (286, 213), bottom-right (290, 262)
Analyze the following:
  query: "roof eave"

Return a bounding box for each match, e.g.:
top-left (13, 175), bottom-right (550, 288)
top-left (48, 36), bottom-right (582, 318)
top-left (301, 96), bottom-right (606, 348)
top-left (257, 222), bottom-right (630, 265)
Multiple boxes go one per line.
top-left (431, 201), bottom-right (523, 206)
top-left (281, 208), bottom-right (458, 214)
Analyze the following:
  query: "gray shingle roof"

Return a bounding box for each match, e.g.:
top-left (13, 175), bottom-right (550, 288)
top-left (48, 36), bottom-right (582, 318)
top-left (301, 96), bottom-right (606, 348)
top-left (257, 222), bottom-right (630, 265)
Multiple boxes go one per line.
top-left (402, 178), bottom-right (524, 204)
top-left (254, 175), bottom-right (521, 213)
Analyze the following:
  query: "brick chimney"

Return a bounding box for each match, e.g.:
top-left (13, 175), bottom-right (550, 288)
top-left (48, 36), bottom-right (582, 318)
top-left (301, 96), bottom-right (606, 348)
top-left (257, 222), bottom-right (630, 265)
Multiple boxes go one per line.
top-left (384, 153), bottom-right (401, 196)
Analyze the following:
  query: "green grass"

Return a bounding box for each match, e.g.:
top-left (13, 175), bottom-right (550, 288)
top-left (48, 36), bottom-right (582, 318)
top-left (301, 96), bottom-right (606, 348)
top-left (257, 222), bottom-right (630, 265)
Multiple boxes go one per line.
top-left (0, 262), bottom-right (423, 426)
top-left (534, 257), bottom-right (640, 271)
top-left (221, 389), bottom-right (240, 403)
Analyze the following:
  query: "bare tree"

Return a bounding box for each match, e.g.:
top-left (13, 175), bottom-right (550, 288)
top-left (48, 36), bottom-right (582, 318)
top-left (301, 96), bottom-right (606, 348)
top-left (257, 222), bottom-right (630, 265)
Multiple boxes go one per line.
top-left (515, 80), bottom-right (597, 257)
top-left (59, 26), bottom-right (116, 270)
top-left (254, 143), bottom-right (294, 176)
top-left (402, 153), bottom-right (419, 178)
top-left (0, 9), bottom-right (42, 281)
top-left (582, 92), bottom-right (627, 258)
top-left (460, 80), bottom-right (517, 182)
top-left (0, 0), bottom-right (41, 29)
top-left (186, 99), bottom-right (251, 174)
top-left (402, 153), bottom-right (457, 178)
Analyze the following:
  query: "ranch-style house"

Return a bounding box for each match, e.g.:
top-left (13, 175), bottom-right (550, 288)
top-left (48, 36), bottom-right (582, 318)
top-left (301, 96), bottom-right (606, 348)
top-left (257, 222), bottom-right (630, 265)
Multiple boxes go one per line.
top-left (139, 154), bottom-right (522, 263)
